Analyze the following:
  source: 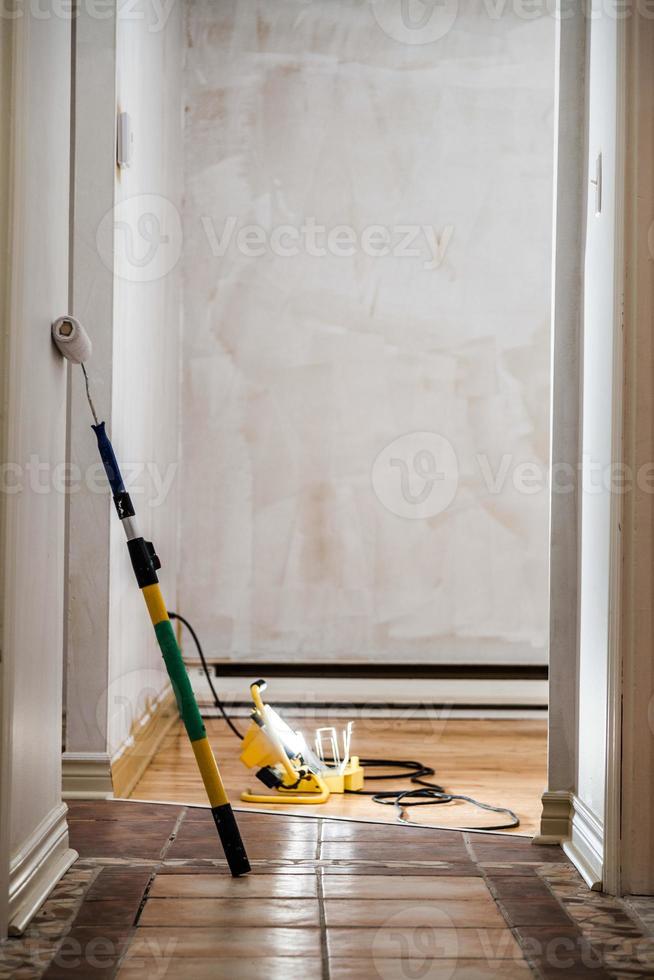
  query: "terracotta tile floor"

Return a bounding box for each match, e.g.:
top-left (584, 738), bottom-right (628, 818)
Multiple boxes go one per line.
top-left (2, 800), bottom-right (654, 979)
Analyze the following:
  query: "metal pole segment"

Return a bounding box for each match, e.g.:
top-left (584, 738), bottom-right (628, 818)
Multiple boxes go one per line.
top-left (91, 423), bottom-right (250, 877)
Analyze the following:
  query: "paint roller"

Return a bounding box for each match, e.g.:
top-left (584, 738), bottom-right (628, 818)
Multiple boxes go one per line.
top-left (52, 316), bottom-right (93, 364)
top-left (51, 316), bottom-right (251, 877)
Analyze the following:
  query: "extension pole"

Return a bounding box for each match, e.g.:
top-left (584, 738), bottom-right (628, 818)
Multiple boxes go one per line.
top-left (92, 421), bottom-right (250, 877)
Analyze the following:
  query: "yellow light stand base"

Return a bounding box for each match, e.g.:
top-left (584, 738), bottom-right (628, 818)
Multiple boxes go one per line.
top-left (322, 756), bottom-right (365, 794)
top-left (241, 770), bottom-right (330, 805)
top-left (238, 681), bottom-right (365, 807)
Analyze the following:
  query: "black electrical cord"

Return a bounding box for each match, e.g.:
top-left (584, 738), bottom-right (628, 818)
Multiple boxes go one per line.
top-left (353, 759), bottom-right (447, 787)
top-left (168, 613), bottom-right (520, 830)
top-left (343, 759), bottom-right (520, 831)
top-left (168, 611), bottom-right (244, 741)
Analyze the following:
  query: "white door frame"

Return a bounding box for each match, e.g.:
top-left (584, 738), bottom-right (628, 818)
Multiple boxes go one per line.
top-left (602, 11), bottom-right (626, 898)
top-left (547, 4), bottom-right (654, 896)
top-left (542, 5), bottom-right (589, 845)
top-left (605, 8), bottom-right (654, 897)
top-left (0, 8), bottom-right (77, 937)
top-left (0, 13), bottom-right (14, 940)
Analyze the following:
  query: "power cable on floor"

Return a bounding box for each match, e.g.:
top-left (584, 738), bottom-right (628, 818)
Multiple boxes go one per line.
top-left (348, 758), bottom-right (519, 830)
top-left (168, 612), bottom-right (520, 831)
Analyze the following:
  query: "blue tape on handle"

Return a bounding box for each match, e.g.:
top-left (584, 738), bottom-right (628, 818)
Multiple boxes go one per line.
top-left (92, 422), bottom-right (126, 496)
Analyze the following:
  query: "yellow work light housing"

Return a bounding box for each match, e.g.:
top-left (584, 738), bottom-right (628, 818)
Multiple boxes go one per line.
top-left (239, 680), bottom-right (364, 805)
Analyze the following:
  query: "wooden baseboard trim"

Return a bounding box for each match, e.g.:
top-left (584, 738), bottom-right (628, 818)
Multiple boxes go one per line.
top-left (111, 689), bottom-right (178, 799)
top-left (62, 752), bottom-right (114, 800)
top-left (9, 803), bottom-right (78, 935)
top-left (535, 789), bottom-right (573, 843)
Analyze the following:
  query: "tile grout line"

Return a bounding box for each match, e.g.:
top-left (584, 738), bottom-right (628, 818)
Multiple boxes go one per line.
top-left (158, 806), bottom-right (190, 863)
top-left (110, 806), bottom-right (190, 979)
top-left (136, 804), bottom-right (190, 923)
top-left (461, 831), bottom-right (477, 864)
top-left (463, 832), bottom-right (545, 980)
top-left (316, 819), bottom-right (331, 980)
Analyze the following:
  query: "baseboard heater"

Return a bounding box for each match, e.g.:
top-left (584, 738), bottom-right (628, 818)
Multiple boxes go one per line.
top-left (187, 663), bottom-right (548, 717)
top-left (201, 663), bottom-right (547, 680)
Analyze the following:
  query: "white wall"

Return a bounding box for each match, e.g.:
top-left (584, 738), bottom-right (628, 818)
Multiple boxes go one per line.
top-left (64, 12), bottom-right (119, 785)
top-left (180, 0), bottom-right (555, 668)
top-left (64, 2), bottom-right (184, 784)
top-left (109, 1), bottom-right (184, 760)
top-left (0, 11), bottom-right (76, 935)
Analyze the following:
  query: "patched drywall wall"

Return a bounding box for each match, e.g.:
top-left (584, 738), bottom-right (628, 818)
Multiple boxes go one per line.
top-left (181, 0), bottom-right (554, 665)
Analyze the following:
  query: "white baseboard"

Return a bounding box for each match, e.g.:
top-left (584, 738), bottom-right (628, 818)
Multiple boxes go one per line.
top-left (63, 692), bottom-right (176, 802)
top-left (562, 794), bottom-right (604, 890)
top-left (8, 802), bottom-right (78, 935)
top-left (110, 690), bottom-right (177, 799)
top-left (534, 789), bottom-right (573, 844)
top-left (62, 752), bottom-right (114, 800)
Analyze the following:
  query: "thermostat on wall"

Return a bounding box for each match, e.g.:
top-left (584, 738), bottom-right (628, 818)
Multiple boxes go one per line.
top-left (117, 111), bottom-right (133, 169)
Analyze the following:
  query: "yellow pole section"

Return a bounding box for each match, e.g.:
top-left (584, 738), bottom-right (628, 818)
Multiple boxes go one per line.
top-left (140, 582), bottom-right (229, 807)
top-left (142, 583), bottom-right (169, 626)
top-left (192, 737), bottom-right (229, 807)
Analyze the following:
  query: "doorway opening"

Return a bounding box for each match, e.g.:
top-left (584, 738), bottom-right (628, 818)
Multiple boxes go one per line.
top-left (77, 1), bottom-right (557, 837)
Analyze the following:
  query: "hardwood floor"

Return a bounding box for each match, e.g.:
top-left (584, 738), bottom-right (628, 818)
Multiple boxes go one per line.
top-left (128, 716), bottom-right (547, 836)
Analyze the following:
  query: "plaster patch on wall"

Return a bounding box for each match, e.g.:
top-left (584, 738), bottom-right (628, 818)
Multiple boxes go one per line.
top-left (181, 0), bottom-right (554, 665)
